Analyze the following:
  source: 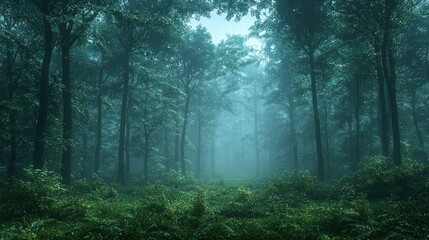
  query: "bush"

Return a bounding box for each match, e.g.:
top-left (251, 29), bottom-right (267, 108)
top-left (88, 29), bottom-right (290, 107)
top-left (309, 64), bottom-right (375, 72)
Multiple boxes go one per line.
top-left (341, 157), bottom-right (429, 200)
top-left (0, 168), bottom-right (65, 220)
top-left (72, 173), bottom-right (118, 200)
top-left (264, 170), bottom-right (334, 203)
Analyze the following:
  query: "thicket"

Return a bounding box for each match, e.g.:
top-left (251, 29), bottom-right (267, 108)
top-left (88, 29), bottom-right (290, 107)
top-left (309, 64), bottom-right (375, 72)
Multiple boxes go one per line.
top-left (0, 158), bottom-right (428, 239)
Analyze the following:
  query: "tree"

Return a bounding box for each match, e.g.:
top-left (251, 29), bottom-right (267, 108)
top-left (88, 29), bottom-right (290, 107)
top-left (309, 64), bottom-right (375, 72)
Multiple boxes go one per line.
top-left (176, 26), bottom-right (215, 176)
top-left (56, 0), bottom-right (99, 184)
top-left (29, 0), bottom-right (57, 170)
top-left (0, 0), bottom-right (38, 178)
top-left (275, 0), bottom-right (332, 180)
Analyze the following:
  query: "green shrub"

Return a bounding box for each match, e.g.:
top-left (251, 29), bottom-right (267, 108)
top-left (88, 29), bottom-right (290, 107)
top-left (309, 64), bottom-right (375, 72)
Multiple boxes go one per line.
top-left (191, 191), bottom-right (207, 218)
top-left (0, 168), bottom-right (65, 220)
top-left (72, 173), bottom-right (118, 200)
top-left (264, 170), bottom-right (333, 203)
top-left (341, 157), bottom-right (429, 199)
top-left (219, 186), bottom-right (261, 218)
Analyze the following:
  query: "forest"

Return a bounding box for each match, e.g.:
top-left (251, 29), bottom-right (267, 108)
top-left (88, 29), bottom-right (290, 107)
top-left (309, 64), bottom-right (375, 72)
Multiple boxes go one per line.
top-left (1, 0), bottom-right (429, 239)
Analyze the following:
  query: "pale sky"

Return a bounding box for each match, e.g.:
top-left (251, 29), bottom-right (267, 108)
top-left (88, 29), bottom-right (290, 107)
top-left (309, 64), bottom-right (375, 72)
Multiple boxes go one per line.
top-left (189, 11), bottom-right (261, 48)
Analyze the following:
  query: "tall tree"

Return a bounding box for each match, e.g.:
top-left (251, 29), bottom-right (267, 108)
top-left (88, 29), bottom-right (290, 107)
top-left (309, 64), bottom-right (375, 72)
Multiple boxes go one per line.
top-left (177, 26), bottom-right (215, 176)
top-left (30, 0), bottom-right (57, 169)
top-left (275, 0), bottom-right (332, 180)
top-left (57, 0), bottom-right (98, 184)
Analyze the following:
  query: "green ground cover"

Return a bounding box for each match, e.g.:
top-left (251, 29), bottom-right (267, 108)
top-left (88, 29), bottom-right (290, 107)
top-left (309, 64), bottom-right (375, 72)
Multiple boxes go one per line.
top-left (1, 158), bottom-right (428, 239)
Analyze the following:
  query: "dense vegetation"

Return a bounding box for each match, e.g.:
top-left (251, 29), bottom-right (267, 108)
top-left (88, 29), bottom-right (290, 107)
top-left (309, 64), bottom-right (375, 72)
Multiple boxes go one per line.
top-left (1, 158), bottom-right (428, 239)
top-left (1, 0), bottom-right (429, 238)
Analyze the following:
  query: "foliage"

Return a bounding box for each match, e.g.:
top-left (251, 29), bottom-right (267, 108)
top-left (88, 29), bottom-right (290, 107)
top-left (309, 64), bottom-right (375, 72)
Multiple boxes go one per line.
top-left (0, 163), bottom-right (428, 239)
top-left (0, 168), bottom-right (65, 220)
top-left (265, 170), bottom-right (335, 204)
top-left (340, 157), bottom-right (429, 200)
top-left (71, 173), bottom-right (118, 200)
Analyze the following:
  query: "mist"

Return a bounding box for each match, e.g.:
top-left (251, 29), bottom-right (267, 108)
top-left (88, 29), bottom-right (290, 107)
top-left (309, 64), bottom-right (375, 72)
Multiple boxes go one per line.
top-left (1, 0), bottom-right (429, 239)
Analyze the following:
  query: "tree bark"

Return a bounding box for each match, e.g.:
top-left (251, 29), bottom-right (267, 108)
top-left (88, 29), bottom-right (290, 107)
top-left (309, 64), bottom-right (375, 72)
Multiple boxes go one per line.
top-left (180, 86), bottom-right (190, 176)
top-left (210, 136), bottom-right (216, 174)
top-left (354, 79), bottom-right (361, 170)
top-left (117, 51), bottom-right (130, 185)
top-left (254, 83), bottom-right (260, 178)
top-left (6, 46), bottom-right (16, 179)
top-left (196, 97), bottom-right (202, 179)
top-left (309, 50), bottom-right (325, 181)
top-left (411, 90), bottom-right (424, 147)
top-left (174, 119), bottom-right (180, 171)
top-left (323, 100), bottom-right (330, 177)
top-left (60, 27), bottom-right (73, 185)
top-left (382, 1), bottom-right (401, 166)
top-left (125, 111), bottom-right (131, 175)
top-left (164, 127), bottom-right (170, 170)
top-left (143, 123), bottom-right (149, 183)
top-left (34, 12), bottom-right (54, 169)
top-left (94, 65), bottom-right (103, 173)
top-left (288, 93), bottom-right (298, 169)
top-left (375, 45), bottom-right (389, 157)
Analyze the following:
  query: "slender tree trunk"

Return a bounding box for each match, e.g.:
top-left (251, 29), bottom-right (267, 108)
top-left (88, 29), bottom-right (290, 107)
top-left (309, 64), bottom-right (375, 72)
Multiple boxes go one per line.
top-left (354, 80), bottom-right (361, 170)
top-left (94, 65), bottom-right (103, 173)
top-left (239, 121), bottom-right (244, 164)
top-left (125, 111), bottom-right (131, 175)
top-left (82, 132), bottom-right (89, 177)
top-left (164, 127), bottom-right (170, 170)
top-left (411, 91), bottom-right (424, 147)
top-left (34, 14), bottom-right (54, 169)
top-left (174, 119), bottom-right (179, 171)
top-left (143, 124), bottom-right (149, 183)
top-left (7, 47), bottom-right (16, 179)
top-left (309, 50), bottom-right (325, 181)
top-left (180, 86), bottom-right (190, 176)
top-left (348, 111), bottom-right (354, 169)
top-left (210, 136), bottom-right (216, 174)
top-left (382, 1), bottom-right (401, 166)
top-left (196, 97), bottom-right (202, 179)
top-left (117, 51), bottom-right (130, 185)
top-left (288, 94), bottom-right (298, 169)
top-left (323, 100), bottom-right (330, 178)
top-left (375, 46), bottom-right (389, 157)
top-left (60, 37), bottom-right (73, 185)
top-left (254, 85), bottom-right (260, 178)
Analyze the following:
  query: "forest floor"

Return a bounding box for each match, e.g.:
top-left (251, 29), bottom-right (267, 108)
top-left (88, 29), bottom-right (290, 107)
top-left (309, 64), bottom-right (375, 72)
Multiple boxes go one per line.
top-left (1, 159), bottom-right (429, 239)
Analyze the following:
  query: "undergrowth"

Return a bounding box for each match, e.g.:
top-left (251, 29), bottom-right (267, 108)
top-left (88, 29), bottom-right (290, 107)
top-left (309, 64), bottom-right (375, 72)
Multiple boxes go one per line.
top-left (0, 158), bottom-right (428, 239)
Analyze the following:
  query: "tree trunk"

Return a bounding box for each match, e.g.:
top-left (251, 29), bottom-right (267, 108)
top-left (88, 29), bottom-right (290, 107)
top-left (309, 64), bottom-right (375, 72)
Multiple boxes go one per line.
top-left (34, 13), bottom-right (54, 169)
top-left (164, 127), bottom-right (170, 170)
top-left (323, 100), bottom-right (330, 178)
top-left (144, 123), bottom-right (149, 183)
top-left (196, 98), bottom-right (202, 179)
top-left (375, 45), bottom-right (389, 157)
top-left (174, 120), bottom-right (180, 171)
top-left (288, 93), bottom-right (298, 169)
top-left (117, 51), bottom-right (130, 185)
top-left (60, 32), bottom-right (73, 185)
top-left (309, 50), bottom-right (325, 181)
top-left (94, 65), bottom-right (103, 173)
top-left (125, 111), bottom-right (131, 175)
top-left (7, 47), bottom-right (16, 179)
top-left (411, 90), bottom-right (424, 147)
top-left (180, 86), bottom-right (190, 176)
top-left (210, 136), bottom-right (216, 174)
top-left (254, 84), bottom-right (260, 178)
top-left (354, 79), bottom-right (361, 170)
top-left (382, 1), bottom-right (401, 166)
top-left (82, 132), bottom-right (89, 178)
